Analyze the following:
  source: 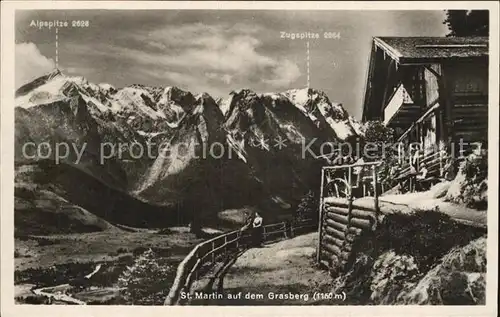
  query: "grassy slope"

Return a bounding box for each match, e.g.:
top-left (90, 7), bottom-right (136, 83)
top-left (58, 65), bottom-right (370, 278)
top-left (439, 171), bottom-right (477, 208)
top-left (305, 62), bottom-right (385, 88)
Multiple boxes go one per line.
top-left (14, 227), bottom-right (206, 272)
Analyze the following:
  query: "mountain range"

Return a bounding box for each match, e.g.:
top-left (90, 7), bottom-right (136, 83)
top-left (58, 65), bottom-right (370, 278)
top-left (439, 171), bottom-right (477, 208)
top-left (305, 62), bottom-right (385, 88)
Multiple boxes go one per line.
top-left (14, 69), bottom-right (363, 235)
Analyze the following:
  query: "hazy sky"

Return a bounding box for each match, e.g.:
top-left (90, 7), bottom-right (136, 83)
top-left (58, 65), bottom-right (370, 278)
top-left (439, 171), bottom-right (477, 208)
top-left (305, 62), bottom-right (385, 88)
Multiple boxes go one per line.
top-left (16, 10), bottom-right (448, 119)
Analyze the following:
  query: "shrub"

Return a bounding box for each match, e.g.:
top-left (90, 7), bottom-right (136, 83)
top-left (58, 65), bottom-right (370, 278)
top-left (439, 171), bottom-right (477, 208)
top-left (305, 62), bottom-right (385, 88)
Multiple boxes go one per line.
top-left (14, 186), bottom-right (37, 199)
top-left (18, 295), bottom-right (50, 304)
top-left (362, 120), bottom-right (395, 146)
top-left (132, 246), bottom-right (148, 256)
top-left (116, 249), bottom-right (174, 305)
top-left (295, 190), bottom-right (318, 223)
top-left (445, 152), bottom-right (488, 209)
top-left (36, 238), bottom-right (60, 246)
top-left (361, 120), bottom-right (399, 189)
top-left (116, 247), bottom-right (128, 254)
top-left (156, 228), bottom-right (173, 235)
top-left (463, 152), bottom-right (487, 181)
top-left (15, 261), bottom-right (96, 287)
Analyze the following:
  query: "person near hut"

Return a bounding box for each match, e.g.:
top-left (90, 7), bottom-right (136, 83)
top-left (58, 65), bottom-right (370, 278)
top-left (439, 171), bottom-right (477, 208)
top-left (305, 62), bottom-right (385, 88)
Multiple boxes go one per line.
top-left (407, 147), bottom-right (421, 192)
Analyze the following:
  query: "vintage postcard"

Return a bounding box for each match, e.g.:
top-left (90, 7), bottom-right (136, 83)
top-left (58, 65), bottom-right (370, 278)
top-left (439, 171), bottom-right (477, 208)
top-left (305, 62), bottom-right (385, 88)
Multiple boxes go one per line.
top-left (1, 1), bottom-right (498, 317)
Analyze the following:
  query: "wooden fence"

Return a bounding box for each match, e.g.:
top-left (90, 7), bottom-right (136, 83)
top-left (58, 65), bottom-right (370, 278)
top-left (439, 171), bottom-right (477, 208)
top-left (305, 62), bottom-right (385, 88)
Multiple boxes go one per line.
top-left (164, 218), bottom-right (316, 305)
top-left (317, 161), bottom-right (381, 272)
top-left (398, 148), bottom-right (448, 177)
top-left (418, 149), bottom-right (448, 177)
top-left (394, 148), bottom-right (449, 192)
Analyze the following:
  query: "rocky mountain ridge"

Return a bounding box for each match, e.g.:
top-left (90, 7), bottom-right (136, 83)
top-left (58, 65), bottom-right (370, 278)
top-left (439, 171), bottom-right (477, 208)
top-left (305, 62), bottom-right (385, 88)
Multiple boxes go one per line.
top-left (14, 69), bottom-right (363, 234)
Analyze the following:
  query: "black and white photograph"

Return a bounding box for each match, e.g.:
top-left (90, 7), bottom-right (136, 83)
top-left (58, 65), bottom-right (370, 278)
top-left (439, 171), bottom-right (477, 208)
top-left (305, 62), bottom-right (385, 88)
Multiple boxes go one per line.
top-left (1, 1), bottom-right (498, 316)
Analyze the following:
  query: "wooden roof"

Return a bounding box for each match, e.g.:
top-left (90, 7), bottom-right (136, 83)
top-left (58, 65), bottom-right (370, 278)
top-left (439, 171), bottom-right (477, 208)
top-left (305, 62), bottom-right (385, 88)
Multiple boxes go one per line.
top-left (374, 36), bottom-right (488, 64)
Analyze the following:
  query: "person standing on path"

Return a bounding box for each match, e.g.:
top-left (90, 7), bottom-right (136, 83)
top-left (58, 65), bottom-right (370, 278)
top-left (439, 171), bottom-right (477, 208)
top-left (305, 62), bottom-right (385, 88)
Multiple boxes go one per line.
top-left (240, 210), bottom-right (264, 247)
top-left (251, 212), bottom-right (264, 247)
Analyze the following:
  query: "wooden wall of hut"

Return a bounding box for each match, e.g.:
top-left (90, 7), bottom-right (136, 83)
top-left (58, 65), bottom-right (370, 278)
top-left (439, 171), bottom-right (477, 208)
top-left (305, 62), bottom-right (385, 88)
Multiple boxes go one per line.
top-left (445, 61), bottom-right (488, 149)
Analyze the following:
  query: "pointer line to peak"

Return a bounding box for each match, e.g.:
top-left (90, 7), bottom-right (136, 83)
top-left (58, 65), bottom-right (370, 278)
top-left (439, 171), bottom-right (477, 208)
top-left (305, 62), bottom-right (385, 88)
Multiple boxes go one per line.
top-left (55, 28), bottom-right (59, 69)
top-left (306, 41), bottom-right (310, 89)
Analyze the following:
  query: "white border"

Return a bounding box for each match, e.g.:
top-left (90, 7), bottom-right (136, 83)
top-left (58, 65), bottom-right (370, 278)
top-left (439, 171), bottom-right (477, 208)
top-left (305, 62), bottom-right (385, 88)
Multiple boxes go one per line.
top-left (1, 2), bottom-right (499, 317)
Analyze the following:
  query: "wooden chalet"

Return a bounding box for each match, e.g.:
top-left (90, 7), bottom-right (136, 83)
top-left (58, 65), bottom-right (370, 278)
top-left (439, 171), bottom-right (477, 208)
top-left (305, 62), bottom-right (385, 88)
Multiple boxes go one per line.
top-left (363, 36), bottom-right (488, 149)
top-left (362, 36), bottom-right (489, 190)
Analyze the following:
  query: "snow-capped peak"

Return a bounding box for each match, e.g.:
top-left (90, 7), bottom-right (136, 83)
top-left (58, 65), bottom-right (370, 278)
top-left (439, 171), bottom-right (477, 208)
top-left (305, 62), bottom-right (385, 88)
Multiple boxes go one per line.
top-left (15, 70), bottom-right (359, 143)
top-left (281, 88), bottom-right (311, 112)
top-left (16, 70), bottom-right (71, 108)
top-left (217, 95), bottom-right (233, 116)
top-left (15, 70), bottom-right (113, 113)
top-left (99, 83), bottom-right (116, 93)
top-left (111, 86), bottom-right (166, 119)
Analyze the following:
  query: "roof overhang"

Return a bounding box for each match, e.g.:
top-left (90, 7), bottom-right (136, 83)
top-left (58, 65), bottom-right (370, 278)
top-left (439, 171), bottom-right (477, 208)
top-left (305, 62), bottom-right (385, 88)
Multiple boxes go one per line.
top-left (374, 37), bottom-right (402, 63)
top-left (373, 37), bottom-right (489, 65)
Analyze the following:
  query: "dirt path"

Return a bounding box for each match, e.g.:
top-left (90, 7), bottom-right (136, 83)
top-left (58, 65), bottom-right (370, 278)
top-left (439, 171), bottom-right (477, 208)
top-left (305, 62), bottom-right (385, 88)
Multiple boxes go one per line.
top-left (190, 233), bottom-right (341, 305)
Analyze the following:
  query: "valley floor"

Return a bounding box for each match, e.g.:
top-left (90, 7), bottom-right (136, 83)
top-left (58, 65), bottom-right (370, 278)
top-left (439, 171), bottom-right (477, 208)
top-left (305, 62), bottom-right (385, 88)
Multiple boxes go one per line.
top-left (15, 227), bottom-right (207, 271)
top-left (14, 226), bottom-right (220, 304)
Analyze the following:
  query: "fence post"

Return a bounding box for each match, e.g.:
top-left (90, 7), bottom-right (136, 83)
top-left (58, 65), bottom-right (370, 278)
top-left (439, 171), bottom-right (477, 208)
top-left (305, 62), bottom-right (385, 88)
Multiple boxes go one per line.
top-left (194, 252), bottom-right (199, 281)
top-left (211, 241), bottom-right (215, 264)
top-left (224, 235), bottom-right (227, 258)
top-left (316, 167), bottom-right (325, 265)
top-left (439, 149), bottom-right (444, 177)
top-left (372, 164), bottom-right (379, 228)
top-left (347, 166), bottom-right (353, 228)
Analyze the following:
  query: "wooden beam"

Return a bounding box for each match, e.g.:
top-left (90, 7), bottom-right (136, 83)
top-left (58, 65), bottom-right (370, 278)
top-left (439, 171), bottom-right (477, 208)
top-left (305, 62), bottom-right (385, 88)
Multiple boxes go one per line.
top-left (321, 241), bottom-right (342, 257)
top-left (416, 44), bottom-right (488, 49)
top-left (440, 64), bottom-right (454, 146)
top-left (324, 225), bottom-right (345, 240)
top-left (316, 168), bottom-right (325, 264)
top-left (323, 233), bottom-right (345, 249)
top-left (372, 164), bottom-right (379, 224)
top-left (325, 215), bottom-right (372, 230)
top-left (416, 102), bottom-right (440, 124)
top-left (424, 65), bottom-right (441, 81)
top-left (325, 206), bottom-right (376, 220)
top-left (423, 64), bottom-right (452, 145)
top-left (382, 59), bottom-right (396, 109)
top-left (397, 122), bottom-right (415, 142)
top-left (374, 38), bottom-right (402, 62)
